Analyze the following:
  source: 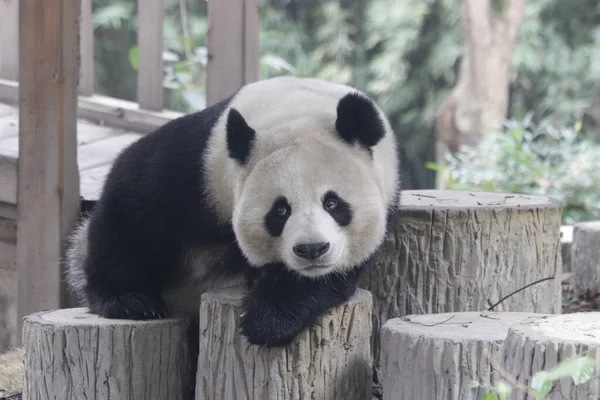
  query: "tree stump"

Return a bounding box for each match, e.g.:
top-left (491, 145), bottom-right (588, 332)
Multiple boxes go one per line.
top-left (22, 308), bottom-right (192, 400)
top-left (572, 221), bottom-right (600, 291)
top-left (195, 286), bottom-right (373, 400)
top-left (359, 189), bottom-right (563, 377)
top-left (380, 311), bottom-right (549, 400)
top-left (501, 312), bottom-right (600, 399)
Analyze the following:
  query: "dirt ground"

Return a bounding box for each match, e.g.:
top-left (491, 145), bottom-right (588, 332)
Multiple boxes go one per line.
top-left (562, 273), bottom-right (600, 313)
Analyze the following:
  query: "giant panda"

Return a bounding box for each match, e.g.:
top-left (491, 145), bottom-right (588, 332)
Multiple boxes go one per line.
top-left (65, 76), bottom-right (401, 348)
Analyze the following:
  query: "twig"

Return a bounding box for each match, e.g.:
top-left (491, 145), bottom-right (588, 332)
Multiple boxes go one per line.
top-left (401, 314), bottom-right (457, 327)
top-left (487, 276), bottom-right (555, 311)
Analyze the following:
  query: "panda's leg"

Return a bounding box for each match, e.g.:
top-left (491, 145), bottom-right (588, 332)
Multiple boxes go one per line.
top-left (239, 263), bottom-right (363, 347)
top-left (82, 235), bottom-right (170, 320)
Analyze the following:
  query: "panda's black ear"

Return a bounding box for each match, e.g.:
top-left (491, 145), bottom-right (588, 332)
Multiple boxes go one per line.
top-left (226, 108), bottom-right (256, 165)
top-left (335, 92), bottom-right (385, 149)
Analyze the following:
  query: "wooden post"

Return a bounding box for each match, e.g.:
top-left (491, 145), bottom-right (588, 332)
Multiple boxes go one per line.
top-left (79, 0), bottom-right (94, 96)
top-left (359, 189), bottom-right (563, 380)
top-left (196, 286), bottom-right (373, 400)
top-left (502, 312), bottom-right (600, 399)
top-left (572, 221), bottom-right (600, 290)
top-left (22, 308), bottom-right (192, 400)
top-left (16, 0), bottom-right (81, 345)
top-left (0, 0), bottom-right (19, 81)
top-left (137, 0), bottom-right (164, 111)
top-left (380, 311), bottom-right (550, 400)
top-left (206, 0), bottom-right (260, 106)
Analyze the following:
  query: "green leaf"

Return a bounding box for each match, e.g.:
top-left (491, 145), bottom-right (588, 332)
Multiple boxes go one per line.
top-left (531, 371), bottom-right (553, 398)
top-left (482, 392), bottom-right (499, 400)
top-left (128, 46), bottom-right (139, 71)
top-left (494, 381), bottom-right (512, 399)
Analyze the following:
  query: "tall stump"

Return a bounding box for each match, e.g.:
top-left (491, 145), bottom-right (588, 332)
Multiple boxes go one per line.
top-left (501, 312), bottom-right (600, 399)
top-left (571, 221), bottom-right (600, 291)
top-left (22, 308), bottom-right (192, 400)
top-left (359, 189), bottom-right (563, 377)
top-left (380, 311), bottom-right (550, 400)
top-left (196, 287), bottom-right (373, 400)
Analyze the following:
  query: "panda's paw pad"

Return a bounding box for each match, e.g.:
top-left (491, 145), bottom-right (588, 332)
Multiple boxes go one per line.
top-left (100, 293), bottom-right (169, 320)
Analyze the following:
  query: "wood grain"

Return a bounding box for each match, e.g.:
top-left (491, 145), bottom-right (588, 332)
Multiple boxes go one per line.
top-left (380, 311), bottom-right (550, 400)
top-left (196, 286), bottom-right (373, 400)
top-left (501, 312), bottom-right (600, 400)
top-left (22, 308), bottom-right (192, 400)
top-left (571, 221), bottom-right (600, 291)
top-left (79, 0), bottom-right (94, 96)
top-left (359, 189), bottom-right (563, 380)
top-left (16, 0), bottom-right (82, 344)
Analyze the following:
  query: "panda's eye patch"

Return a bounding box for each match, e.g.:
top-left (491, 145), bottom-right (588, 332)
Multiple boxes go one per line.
top-left (264, 196), bottom-right (291, 237)
top-left (322, 191), bottom-right (352, 227)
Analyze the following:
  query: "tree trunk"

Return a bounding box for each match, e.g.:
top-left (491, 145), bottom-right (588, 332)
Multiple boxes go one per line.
top-left (195, 287), bottom-right (373, 400)
top-left (380, 311), bottom-right (549, 400)
top-left (435, 0), bottom-right (527, 188)
top-left (22, 308), bottom-right (192, 400)
top-left (501, 312), bottom-right (600, 399)
top-left (359, 189), bottom-right (562, 382)
top-left (571, 221), bottom-right (600, 291)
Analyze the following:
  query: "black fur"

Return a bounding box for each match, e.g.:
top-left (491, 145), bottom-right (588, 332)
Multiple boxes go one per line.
top-left (226, 108), bottom-right (256, 165)
top-left (264, 196), bottom-right (291, 237)
top-left (240, 263), bottom-right (362, 347)
top-left (322, 190), bottom-right (352, 226)
top-left (335, 92), bottom-right (386, 149)
top-left (77, 88), bottom-right (396, 349)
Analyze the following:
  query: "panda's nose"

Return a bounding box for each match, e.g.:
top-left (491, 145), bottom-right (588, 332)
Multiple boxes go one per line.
top-left (293, 242), bottom-right (330, 260)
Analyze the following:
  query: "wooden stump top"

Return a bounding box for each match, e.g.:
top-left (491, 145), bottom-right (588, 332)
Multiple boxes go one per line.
top-left (508, 312), bottom-right (600, 345)
top-left (24, 307), bottom-right (188, 328)
top-left (400, 190), bottom-right (561, 210)
top-left (384, 312), bottom-right (552, 341)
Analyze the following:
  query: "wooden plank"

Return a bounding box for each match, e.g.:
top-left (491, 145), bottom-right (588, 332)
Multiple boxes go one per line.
top-left (77, 132), bottom-right (141, 170)
top-left (0, 78), bottom-right (18, 104)
top-left (80, 164), bottom-right (112, 201)
top-left (137, 0), bottom-right (164, 111)
top-left (16, 0), bottom-right (82, 345)
top-left (0, 0), bottom-right (19, 81)
top-left (206, 0), bottom-right (261, 106)
top-left (0, 80), bottom-right (183, 133)
top-left (0, 112), bottom-right (18, 141)
top-left (0, 155), bottom-right (17, 204)
top-left (79, 0), bottom-right (94, 96)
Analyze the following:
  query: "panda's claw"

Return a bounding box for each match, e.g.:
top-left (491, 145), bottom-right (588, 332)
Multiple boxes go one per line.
top-left (91, 292), bottom-right (169, 321)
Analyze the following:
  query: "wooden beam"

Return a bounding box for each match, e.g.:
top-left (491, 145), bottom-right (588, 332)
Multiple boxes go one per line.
top-left (137, 0), bottom-right (164, 111)
top-left (16, 0), bottom-right (81, 344)
top-left (0, 0), bottom-right (19, 81)
top-left (79, 0), bottom-right (94, 96)
top-left (206, 0), bottom-right (260, 106)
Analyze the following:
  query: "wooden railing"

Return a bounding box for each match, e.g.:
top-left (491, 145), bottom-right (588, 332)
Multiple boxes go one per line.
top-left (0, 0), bottom-right (260, 132)
top-left (0, 0), bottom-right (260, 346)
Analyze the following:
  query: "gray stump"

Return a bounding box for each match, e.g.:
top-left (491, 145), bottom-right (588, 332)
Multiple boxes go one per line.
top-left (195, 287), bottom-right (373, 400)
top-left (359, 189), bottom-right (563, 377)
top-left (380, 311), bottom-right (550, 400)
top-left (572, 221), bottom-right (600, 291)
top-left (22, 308), bottom-right (192, 400)
top-left (501, 312), bottom-right (600, 400)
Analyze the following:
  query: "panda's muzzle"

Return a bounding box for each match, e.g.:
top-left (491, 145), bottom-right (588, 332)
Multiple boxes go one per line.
top-left (293, 242), bottom-right (330, 261)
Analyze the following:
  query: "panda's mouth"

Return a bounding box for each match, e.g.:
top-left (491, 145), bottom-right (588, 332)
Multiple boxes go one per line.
top-left (301, 264), bottom-right (330, 272)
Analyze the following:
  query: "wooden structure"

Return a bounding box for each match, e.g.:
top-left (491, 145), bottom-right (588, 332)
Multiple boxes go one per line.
top-left (359, 189), bottom-right (563, 379)
top-left (196, 287), bottom-right (373, 400)
top-left (0, 0), bottom-right (260, 349)
top-left (22, 308), bottom-right (192, 400)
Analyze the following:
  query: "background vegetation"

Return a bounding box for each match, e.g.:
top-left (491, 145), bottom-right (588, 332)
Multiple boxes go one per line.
top-left (91, 0), bottom-right (600, 224)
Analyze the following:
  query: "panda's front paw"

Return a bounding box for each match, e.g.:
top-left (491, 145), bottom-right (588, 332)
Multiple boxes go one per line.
top-left (239, 303), bottom-right (307, 347)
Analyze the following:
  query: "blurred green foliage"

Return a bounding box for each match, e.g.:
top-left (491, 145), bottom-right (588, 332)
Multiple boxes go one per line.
top-left (90, 0), bottom-right (600, 222)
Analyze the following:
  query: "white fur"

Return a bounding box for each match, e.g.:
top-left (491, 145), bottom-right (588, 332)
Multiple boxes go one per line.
top-left (203, 76), bottom-right (400, 277)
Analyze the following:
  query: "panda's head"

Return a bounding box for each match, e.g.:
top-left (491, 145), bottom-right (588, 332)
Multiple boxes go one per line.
top-left (223, 85), bottom-right (398, 278)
